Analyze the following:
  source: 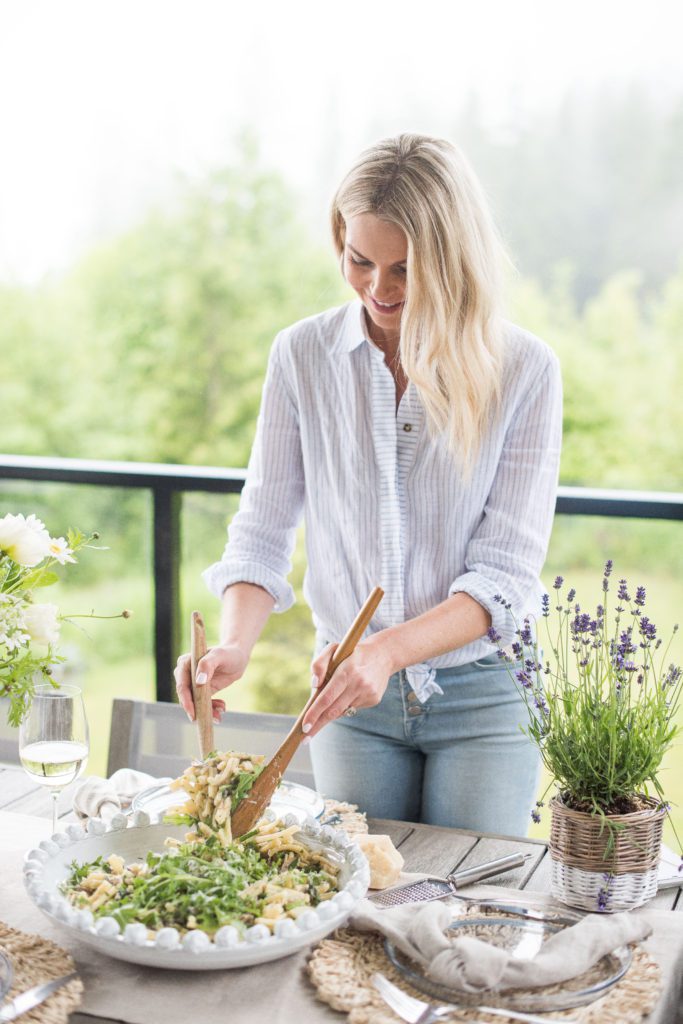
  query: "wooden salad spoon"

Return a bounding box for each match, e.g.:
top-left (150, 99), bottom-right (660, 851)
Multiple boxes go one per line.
top-left (230, 586), bottom-right (384, 837)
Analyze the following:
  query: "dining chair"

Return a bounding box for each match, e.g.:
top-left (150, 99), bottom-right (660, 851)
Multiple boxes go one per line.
top-left (107, 698), bottom-right (314, 787)
top-left (0, 698), bottom-right (20, 764)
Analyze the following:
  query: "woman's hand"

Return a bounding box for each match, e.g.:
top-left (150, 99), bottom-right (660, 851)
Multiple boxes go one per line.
top-left (302, 635), bottom-right (395, 738)
top-left (174, 642), bottom-right (249, 723)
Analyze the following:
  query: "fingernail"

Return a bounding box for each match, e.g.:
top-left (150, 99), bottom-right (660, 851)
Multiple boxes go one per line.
top-left (310, 674), bottom-right (319, 689)
top-left (302, 722), bottom-right (312, 734)
top-left (196, 672), bottom-right (208, 685)
top-left (186, 711), bottom-right (194, 723)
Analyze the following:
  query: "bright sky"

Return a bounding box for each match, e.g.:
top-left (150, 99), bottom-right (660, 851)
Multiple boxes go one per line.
top-left (1, 0), bottom-right (681, 281)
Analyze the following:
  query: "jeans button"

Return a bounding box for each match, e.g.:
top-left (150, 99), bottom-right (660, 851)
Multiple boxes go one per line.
top-left (408, 705), bottom-right (422, 717)
top-left (407, 691), bottom-right (419, 703)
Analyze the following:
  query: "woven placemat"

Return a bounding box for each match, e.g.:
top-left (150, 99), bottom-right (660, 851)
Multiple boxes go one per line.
top-left (308, 925), bottom-right (661, 1024)
top-left (0, 921), bottom-right (83, 1024)
top-left (323, 799), bottom-right (369, 837)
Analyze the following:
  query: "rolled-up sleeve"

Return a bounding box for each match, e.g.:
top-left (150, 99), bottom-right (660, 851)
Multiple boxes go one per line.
top-left (202, 332), bottom-right (305, 612)
top-left (448, 353), bottom-right (562, 642)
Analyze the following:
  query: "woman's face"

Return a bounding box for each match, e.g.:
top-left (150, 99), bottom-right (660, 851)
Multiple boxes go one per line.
top-left (342, 213), bottom-right (408, 344)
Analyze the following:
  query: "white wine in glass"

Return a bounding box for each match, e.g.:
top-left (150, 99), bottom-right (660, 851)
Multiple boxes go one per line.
top-left (19, 683), bottom-right (89, 833)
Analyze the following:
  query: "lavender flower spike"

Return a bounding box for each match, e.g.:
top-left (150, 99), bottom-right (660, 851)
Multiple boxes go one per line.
top-left (602, 559), bottom-right (613, 592)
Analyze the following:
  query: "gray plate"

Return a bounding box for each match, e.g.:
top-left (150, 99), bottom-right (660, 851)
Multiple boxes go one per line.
top-left (384, 913), bottom-right (632, 1012)
top-left (131, 779), bottom-right (325, 824)
top-left (0, 950), bottom-right (12, 1002)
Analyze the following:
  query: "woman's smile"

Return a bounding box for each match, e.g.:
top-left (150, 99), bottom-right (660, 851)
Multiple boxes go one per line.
top-left (368, 294), bottom-right (404, 314)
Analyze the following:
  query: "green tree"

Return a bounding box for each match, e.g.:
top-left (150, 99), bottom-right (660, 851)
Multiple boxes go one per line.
top-left (67, 147), bottom-right (345, 468)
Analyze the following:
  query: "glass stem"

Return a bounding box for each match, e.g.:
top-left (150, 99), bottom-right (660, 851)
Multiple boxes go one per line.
top-left (51, 790), bottom-right (59, 835)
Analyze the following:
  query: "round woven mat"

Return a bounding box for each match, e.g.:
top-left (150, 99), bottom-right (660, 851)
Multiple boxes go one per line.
top-left (308, 926), bottom-right (661, 1024)
top-left (323, 799), bottom-right (369, 837)
top-left (0, 921), bottom-right (82, 1024)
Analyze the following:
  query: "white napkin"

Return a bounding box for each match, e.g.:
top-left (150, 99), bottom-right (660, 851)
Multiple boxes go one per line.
top-left (73, 769), bottom-right (165, 822)
top-left (350, 899), bottom-right (653, 993)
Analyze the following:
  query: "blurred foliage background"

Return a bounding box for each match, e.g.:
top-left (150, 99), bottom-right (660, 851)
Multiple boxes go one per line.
top-left (1, 87), bottom-right (682, 844)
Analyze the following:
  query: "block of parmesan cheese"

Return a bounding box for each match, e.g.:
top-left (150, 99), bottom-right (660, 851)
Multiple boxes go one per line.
top-left (354, 833), bottom-right (404, 889)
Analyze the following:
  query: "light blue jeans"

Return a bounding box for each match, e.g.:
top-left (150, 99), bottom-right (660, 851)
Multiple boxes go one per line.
top-left (309, 654), bottom-right (540, 837)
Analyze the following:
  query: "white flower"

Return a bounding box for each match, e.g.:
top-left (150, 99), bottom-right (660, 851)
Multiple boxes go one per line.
top-left (48, 536), bottom-right (76, 565)
top-left (0, 594), bottom-right (30, 651)
top-left (22, 602), bottom-right (61, 646)
top-left (0, 513), bottom-right (51, 567)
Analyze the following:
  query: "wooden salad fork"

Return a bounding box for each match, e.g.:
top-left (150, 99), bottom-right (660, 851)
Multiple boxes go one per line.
top-left (230, 586), bottom-right (384, 837)
top-left (190, 610), bottom-right (214, 759)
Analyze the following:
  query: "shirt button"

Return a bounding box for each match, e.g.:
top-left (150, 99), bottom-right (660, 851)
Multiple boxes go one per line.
top-left (408, 705), bottom-right (422, 717)
top-left (403, 423), bottom-right (412, 432)
top-left (407, 691), bottom-right (419, 703)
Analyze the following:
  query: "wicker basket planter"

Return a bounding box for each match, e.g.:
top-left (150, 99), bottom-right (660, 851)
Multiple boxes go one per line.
top-left (549, 795), bottom-right (666, 912)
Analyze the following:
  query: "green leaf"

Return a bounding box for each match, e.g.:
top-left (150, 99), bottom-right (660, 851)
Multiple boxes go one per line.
top-left (31, 571), bottom-right (60, 588)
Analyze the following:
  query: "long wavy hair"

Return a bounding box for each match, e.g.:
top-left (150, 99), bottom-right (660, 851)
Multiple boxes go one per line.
top-left (331, 133), bottom-right (507, 473)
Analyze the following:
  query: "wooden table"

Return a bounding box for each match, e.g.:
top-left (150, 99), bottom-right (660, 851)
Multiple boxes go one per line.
top-left (1, 764), bottom-right (682, 1024)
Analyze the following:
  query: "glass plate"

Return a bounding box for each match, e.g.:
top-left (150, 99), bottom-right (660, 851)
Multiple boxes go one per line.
top-left (0, 949), bottom-right (12, 1002)
top-left (384, 913), bottom-right (632, 1012)
top-left (131, 779), bottom-right (326, 824)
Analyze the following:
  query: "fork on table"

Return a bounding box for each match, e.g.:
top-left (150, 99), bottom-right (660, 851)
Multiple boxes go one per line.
top-left (371, 972), bottom-right (579, 1024)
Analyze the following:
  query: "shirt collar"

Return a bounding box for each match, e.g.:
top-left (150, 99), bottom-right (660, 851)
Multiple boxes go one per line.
top-left (332, 300), bottom-right (370, 355)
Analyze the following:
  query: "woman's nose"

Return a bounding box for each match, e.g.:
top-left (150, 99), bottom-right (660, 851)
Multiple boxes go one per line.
top-left (371, 267), bottom-right (394, 299)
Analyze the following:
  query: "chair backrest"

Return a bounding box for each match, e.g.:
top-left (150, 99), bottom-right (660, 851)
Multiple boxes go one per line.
top-left (0, 698), bottom-right (20, 765)
top-left (108, 698), bottom-right (314, 787)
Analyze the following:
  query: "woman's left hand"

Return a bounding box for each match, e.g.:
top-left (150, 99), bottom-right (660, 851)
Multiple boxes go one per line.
top-left (301, 635), bottom-right (395, 738)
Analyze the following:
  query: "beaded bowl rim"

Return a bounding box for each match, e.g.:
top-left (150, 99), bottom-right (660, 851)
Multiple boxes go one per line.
top-left (22, 809), bottom-right (370, 970)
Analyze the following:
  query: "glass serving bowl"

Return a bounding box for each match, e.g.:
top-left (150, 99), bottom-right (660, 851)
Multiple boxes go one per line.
top-left (131, 778), bottom-right (326, 824)
top-left (384, 912), bottom-right (632, 1012)
top-left (0, 949), bottom-right (13, 1002)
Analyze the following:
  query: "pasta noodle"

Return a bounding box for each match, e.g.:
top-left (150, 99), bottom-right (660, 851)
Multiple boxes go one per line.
top-left (165, 750), bottom-right (266, 845)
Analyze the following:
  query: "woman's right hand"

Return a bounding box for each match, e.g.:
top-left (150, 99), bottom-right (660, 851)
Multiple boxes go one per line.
top-left (174, 642), bottom-right (249, 723)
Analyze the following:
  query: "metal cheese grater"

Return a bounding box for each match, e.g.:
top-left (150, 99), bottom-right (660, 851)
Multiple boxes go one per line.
top-left (370, 851), bottom-right (532, 907)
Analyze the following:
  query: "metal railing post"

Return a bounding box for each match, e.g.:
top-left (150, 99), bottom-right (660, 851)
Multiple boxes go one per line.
top-left (153, 487), bottom-right (182, 702)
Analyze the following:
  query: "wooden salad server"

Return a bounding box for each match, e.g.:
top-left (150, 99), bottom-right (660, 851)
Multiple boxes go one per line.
top-left (230, 585), bottom-right (384, 837)
top-left (190, 610), bottom-right (215, 760)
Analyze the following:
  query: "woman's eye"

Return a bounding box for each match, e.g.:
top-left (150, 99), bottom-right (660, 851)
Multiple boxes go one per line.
top-left (349, 255), bottom-right (372, 267)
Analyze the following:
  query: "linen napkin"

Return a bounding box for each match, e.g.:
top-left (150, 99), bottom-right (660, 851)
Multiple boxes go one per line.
top-left (350, 899), bottom-right (653, 993)
top-left (72, 769), bottom-right (167, 822)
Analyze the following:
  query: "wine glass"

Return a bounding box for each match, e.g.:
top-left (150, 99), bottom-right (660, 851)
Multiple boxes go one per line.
top-left (19, 683), bottom-right (90, 834)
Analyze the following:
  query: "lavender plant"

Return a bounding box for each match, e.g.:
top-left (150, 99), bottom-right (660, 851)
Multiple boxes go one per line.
top-left (488, 560), bottom-right (682, 817)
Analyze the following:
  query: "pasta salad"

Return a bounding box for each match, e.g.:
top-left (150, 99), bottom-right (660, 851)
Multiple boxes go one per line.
top-left (60, 750), bottom-right (341, 938)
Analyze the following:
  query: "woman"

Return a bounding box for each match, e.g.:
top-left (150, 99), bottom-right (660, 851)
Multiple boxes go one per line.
top-left (176, 133), bottom-right (562, 835)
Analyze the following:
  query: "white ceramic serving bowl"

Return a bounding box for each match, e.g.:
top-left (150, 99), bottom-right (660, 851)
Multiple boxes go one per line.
top-left (23, 809), bottom-right (369, 969)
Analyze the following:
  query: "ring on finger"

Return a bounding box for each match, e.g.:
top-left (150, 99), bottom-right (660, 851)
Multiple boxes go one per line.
top-left (342, 706), bottom-right (357, 718)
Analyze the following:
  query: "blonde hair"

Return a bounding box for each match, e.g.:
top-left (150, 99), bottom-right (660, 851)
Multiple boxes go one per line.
top-left (331, 133), bottom-right (506, 473)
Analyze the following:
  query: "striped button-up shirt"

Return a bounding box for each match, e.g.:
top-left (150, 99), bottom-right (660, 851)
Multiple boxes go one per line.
top-left (203, 300), bottom-right (562, 700)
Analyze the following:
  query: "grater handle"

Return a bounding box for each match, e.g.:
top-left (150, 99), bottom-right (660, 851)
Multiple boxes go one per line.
top-left (448, 851), bottom-right (532, 888)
